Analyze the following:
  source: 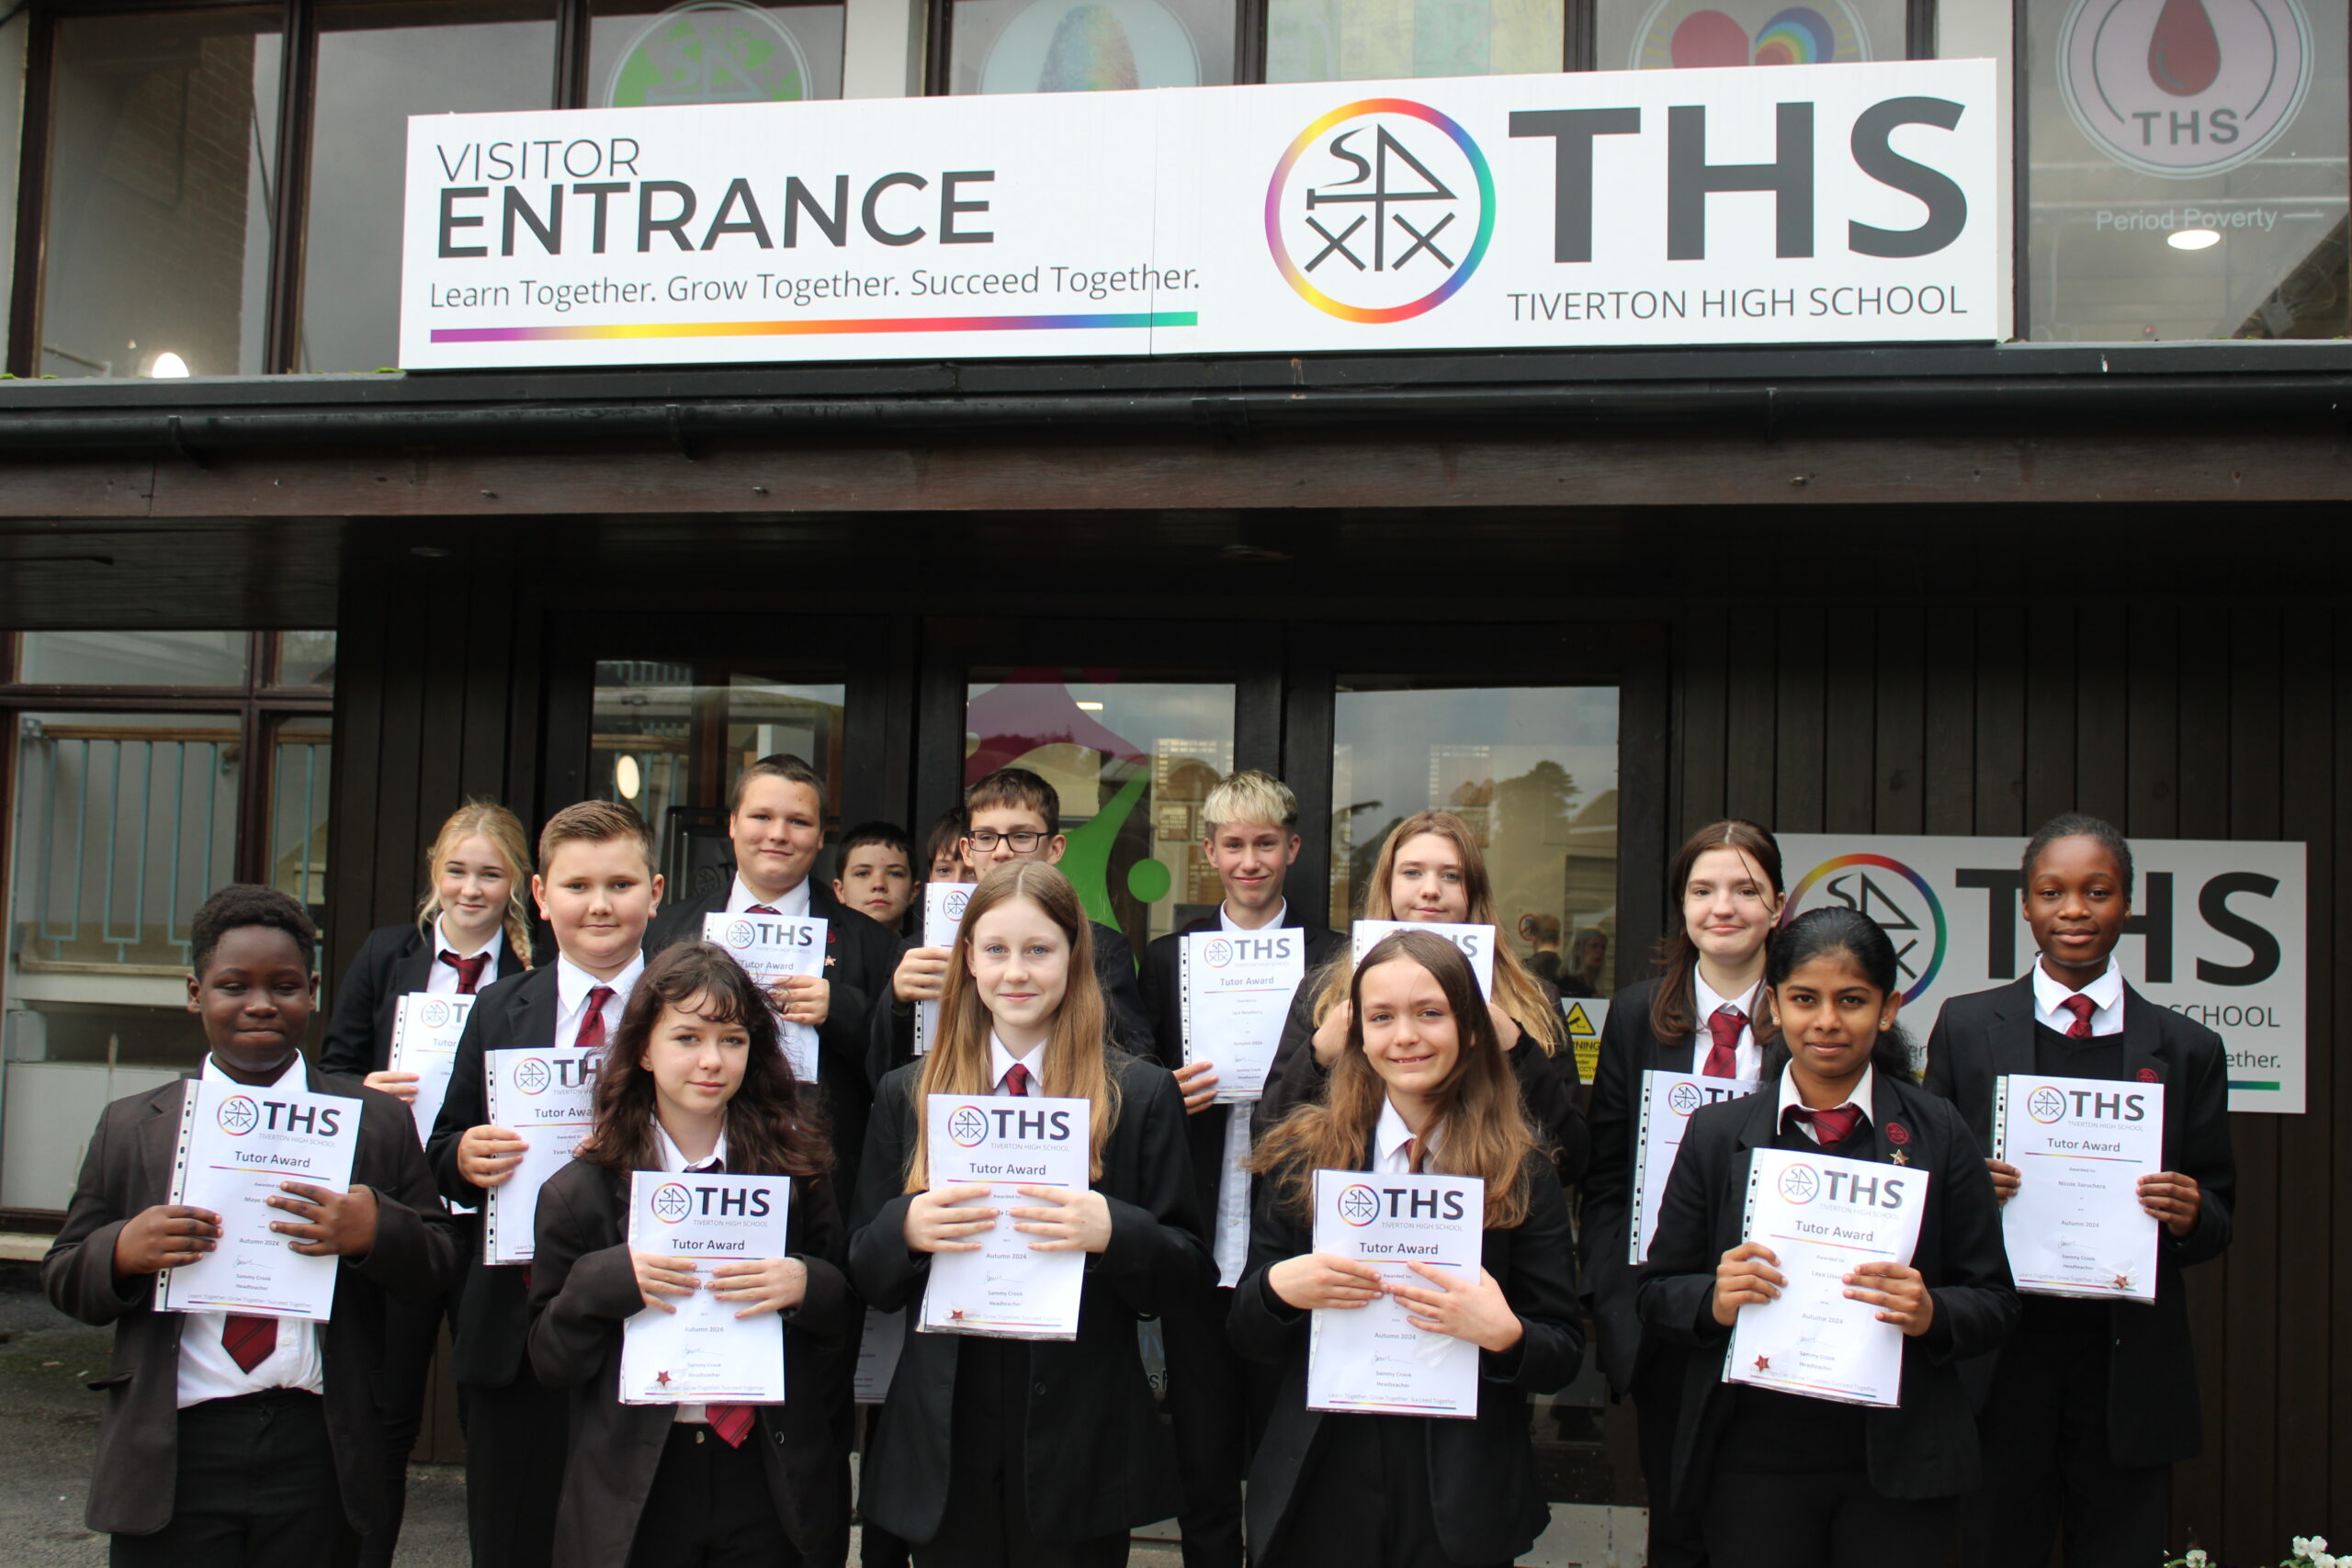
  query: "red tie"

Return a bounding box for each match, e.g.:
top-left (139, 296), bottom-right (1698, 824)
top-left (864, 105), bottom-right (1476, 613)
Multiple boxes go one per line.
top-left (439, 950), bottom-right (490, 994)
top-left (575, 987), bottom-right (616, 1051)
top-left (221, 1314), bottom-right (277, 1373)
top-left (1792, 1104), bottom-right (1863, 1146)
top-left (1402, 1134), bottom-right (1419, 1173)
top-left (2060, 994), bottom-right (2097, 1040)
top-left (747, 905), bottom-right (779, 916)
top-left (1702, 1007), bottom-right (1744, 1077)
top-left (706, 1404), bottom-right (756, 1447)
top-left (1004, 1062), bottom-right (1033, 1097)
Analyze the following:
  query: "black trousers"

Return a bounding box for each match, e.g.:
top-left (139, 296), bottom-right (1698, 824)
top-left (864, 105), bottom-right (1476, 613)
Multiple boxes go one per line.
top-left (1965, 1310), bottom-right (2170, 1568)
top-left (628, 1423), bottom-right (800, 1568)
top-left (859, 1403), bottom-right (911, 1568)
top-left (462, 1374), bottom-right (571, 1568)
top-left (1632, 1349), bottom-right (1709, 1568)
top-left (1161, 1283), bottom-right (1274, 1568)
top-left (360, 1280), bottom-right (461, 1568)
top-left (1265, 1414), bottom-right (1507, 1568)
top-left (110, 1390), bottom-right (359, 1568)
top-left (1702, 1466), bottom-right (1953, 1568)
top-left (914, 1337), bottom-right (1128, 1568)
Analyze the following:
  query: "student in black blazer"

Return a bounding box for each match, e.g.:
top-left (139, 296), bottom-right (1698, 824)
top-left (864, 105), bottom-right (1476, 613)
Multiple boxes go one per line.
top-left (1253, 810), bottom-right (1588, 1190)
top-left (644, 754), bottom-right (899, 1204)
top-left (529, 942), bottom-right (854, 1568)
top-left (318, 800), bottom-right (533, 1568)
top-left (428, 800), bottom-right (666, 1568)
top-left (1233, 930), bottom-right (1582, 1568)
top-left (1637, 908), bottom-right (2018, 1568)
top-left (849, 863), bottom-right (1210, 1568)
top-left (43, 886), bottom-right (458, 1567)
top-left (1582, 820), bottom-right (1784, 1568)
top-left (1136, 771), bottom-right (1345, 1568)
top-left (1923, 815), bottom-right (2235, 1568)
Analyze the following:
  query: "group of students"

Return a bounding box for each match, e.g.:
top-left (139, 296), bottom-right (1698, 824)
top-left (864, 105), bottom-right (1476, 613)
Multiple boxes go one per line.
top-left (40, 750), bottom-right (2237, 1568)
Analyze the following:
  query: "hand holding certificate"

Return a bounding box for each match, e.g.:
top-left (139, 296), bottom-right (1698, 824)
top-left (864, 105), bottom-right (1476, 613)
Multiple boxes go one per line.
top-left (619, 1170), bottom-right (793, 1405)
top-left (1723, 1147), bottom-right (1928, 1409)
top-left (1180, 928), bottom-right (1307, 1103)
top-left (1301, 1169), bottom-right (1487, 1418)
top-left (155, 1076), bottom-right (363, 1320)
top-left (704, 912), bottom-right (826, 1083)
top-left (481, 1045), bottom-right (602, 1265)
top-left (388, 992), bottom-right (477, 1145)
top-left (917, 1093), bottom-right (1091, 1339)
top-left (1995, 1073), bottom-right (2163, 1302)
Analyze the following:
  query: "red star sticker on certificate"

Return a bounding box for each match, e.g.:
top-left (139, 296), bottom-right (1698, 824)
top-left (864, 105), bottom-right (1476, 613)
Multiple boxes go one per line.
top-left (656, 1371), bottom-right (672, 1388)
top-left (1754, 1356), bottom-right (1770, 1372)
top-left (2113, 1273), bottom-right (2133, 1292)
top-left (950, 1307), bottom-right (967, 1322)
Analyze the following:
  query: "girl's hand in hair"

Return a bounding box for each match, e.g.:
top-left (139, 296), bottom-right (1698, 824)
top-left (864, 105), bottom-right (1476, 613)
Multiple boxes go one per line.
top-left (904, 1184), bottom-right (997, 1254)
top-left (710, 1256), bottom-right (810, 1317)
top-left (1391, 1263), bottom-right (1523, 1353)
top-left (1712, 1241), bottom-right (1784, 1327)
top-left (1268, 1252), bottom-right (1385, 1311)
top-left (1309, 1001), bottom-right (1353, 1068)
top-left (1010, 1186), bottom-right (1112, 1253)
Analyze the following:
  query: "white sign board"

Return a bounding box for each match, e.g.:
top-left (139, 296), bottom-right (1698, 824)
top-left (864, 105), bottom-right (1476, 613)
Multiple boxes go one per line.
top-left (401, 60), bottom-right (2002, 368)
top-left (1777, 835), bottom-right (2308, 1114)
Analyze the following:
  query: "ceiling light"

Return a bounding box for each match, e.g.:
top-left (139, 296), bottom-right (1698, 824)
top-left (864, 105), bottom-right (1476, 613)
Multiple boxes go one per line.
top-left (2167, 229), bottom-right (2221, 251)
top-left (147, 351), bottom-right (191, 378)
top-left (615, 754), bottom-right (642, 800)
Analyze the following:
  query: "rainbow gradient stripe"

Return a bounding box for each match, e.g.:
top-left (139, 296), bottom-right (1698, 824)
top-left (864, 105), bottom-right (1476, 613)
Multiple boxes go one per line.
top-left (1263, 98), bottom-right (1495, 325)
top-left (430, 310), bottom-right (1194, 344)
top-left (1752, 6), bottom-right (1836, 64)
top-left (1780, 853), bottom-right (1949, 1003)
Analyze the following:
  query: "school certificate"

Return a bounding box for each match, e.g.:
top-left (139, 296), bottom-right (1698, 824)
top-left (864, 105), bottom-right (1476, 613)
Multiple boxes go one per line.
top-left (1995, 1074), bottom-right (2164, 1303)
top-left (1724, 1146), bottom-right (1926, 1409)
top-left (155, 1077), bottom-right (361, 1321)
top-left (1350, 920), bottom-right (1495, 998)
top-left (1629, 1070), bottom-right (1761, 1264)
top-left (914, 883), bottom-right (970, 1056)
top-left (388, 992), bottom-right (477, 1148)
top-left (1180, 928), bottom-right (1306, 1103)
top-left (481, 1045), bottom-right (601, 1266)
top-left (1305, 1169), bottom-right (1486, 1419)
top-left (918, 1093), bottom-right (1091, 1340)
top-left (705, 911), bottom-right (826, 1083)
top-left (620, 1170), bottom-right (792, 1404)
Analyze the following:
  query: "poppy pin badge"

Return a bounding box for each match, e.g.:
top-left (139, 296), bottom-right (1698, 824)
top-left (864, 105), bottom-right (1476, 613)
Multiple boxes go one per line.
top-left (2138, 1068), bottom-right (2159, 1083)
top-left (1884, 1122), bottom-right (1910, 1146)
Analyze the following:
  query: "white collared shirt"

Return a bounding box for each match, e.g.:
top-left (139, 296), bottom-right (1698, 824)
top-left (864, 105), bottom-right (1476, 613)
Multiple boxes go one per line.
top-left (1776, 1064), bottom-right (1876, 1146)
top-left (986, 1032), bottom-right (1048, 1096)
top-left (2032, 956), bottom-right (2125, 1038)
top-left (653, 1120), bottom-right (729, 1426)
top-left (1374, 1098), bottom-right (1437, 1175)
top-left (1690, 971), bottom-right (1766, 1079)
top-left (555, 953), bottom-right (644, 1048)
top-left (729, 873), bottom-right (810, 919)
top-left (425, 915), bottom-right (505, 997)
top-left (176, 1054), bottom-right (326, 1409)
top-left (1217, 897), bottom-right (1287, 933)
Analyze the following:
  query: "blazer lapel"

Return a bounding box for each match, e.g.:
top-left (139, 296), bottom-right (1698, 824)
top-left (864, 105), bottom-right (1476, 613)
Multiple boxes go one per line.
top-left (1645, 982), bottom-right (1696, 1076)
top-left (1867, 1073), bottom-right (1915, 1167)
top-left (1988, 976), bottom-right (2038, 1080)
top-left (136, 1078), bottom-right (193, 1201)
top-left (520, 968), bottom-right (561, 1050)
top-left (2120, 983), bottom-right (2165, 1088)
top-left (393, 931), bottom-right (436, 998)
top-left (1729, 1084), bottom-right (1780, 1155)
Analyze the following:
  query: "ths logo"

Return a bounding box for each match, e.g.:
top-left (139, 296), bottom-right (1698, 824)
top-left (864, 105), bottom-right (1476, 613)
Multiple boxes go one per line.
top-left (1203, 938), bottom-right (1235, 969)
top-left (943, 888), bottom-right (971, 922)
top-left (216, 1095), bottom-right (261, 1136)
top-left (650, 1182), bottom-right (695, 1223)
top-left (1668, 1081), bottom-right (1705, 1116)
top-left (1778, 1162), bottom-right (1822, 1204)
top-left (1335, 1183), bottom-right (1384, 1226)
top-left (947, 1105), bottom-right (991, 1147)
top-left (2060, 0), bottom-right (2312, 177)
top-left (1781, 854), bottom-right (1948, 1005)
top-left (513, 1057), bottom-right (552, 1095)
top-left (1266, 99), bottom-right (1494, 324)
top-left (2028, 1085), bottom-right (2070, 1123)
top-left (725, 919), bottom-right (758, 949)
top-left (421, 999), bottom-right (453, 1030)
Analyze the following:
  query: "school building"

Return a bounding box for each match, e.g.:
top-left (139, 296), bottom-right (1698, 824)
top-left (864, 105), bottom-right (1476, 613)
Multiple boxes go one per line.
top-left (0, 0), bottom-right (2345, 1558)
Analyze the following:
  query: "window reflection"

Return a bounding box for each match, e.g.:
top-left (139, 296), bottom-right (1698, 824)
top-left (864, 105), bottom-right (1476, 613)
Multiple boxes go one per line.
top-left (945, 0), bottom-right (1232, 93)
top-left (1269, 0), bottom-right (1561, 81)
top-left (1598, 0), bottom-right (1898, 70)
top-left (17, 631), bottom-right (251, 688)
top-left (40, 8), bottom-right (283, 378)
top-left (299, 1), bottom-right (558, 373)
top-left (590, 0), bottom-right (842, 105)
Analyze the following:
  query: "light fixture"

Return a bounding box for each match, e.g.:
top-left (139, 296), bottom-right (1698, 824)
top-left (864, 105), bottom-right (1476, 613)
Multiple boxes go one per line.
top-left (1074, 701), bottom-right (1104, 711)
top-left (615, 754), bottom-right (643, 799)
top-left (146, 351), bottom-right (192, 378)
top-left (2168, 229), bottom-right (2221, 252)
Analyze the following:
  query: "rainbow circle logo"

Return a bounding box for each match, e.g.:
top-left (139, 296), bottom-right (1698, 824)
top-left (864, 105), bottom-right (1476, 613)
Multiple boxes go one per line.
top-left (1264, 99), bottom-right (1494, 324)
top-left (947, 1105), bottom-right (991, 1147)
top-left (1780, 853), bottom-right (1948, 1005)
top-left (1335, 1183), bottom-right (1383, 1226)
top-left (2028, 1086), bottom-right (2069, 1124)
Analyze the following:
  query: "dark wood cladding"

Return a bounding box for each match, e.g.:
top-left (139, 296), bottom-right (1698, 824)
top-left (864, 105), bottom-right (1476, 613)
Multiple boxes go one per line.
top-left (1671, 600), bottom-right (2343, 1559)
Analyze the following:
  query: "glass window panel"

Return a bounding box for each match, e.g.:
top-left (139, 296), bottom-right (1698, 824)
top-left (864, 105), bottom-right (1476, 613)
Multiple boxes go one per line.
top-left (17, 631), bottom-right (251, 687)
top-left (40, 7), bottom-right (283, 379)
top-left (269, 714), bottom-right (333, 919)
top-left (1597, 0), bottom-right (1902, 71)
top-left (1269, 0), bottom-right (1560, 83)
top-left (274, 630), bottom-right (337, 691)
top-left (299, 1), bottom-right (558, 372)
top-left (2024, 0), bottom-right (2348, 341)
top-left (964, 669), bottom-right (1234, 953)
top-left (946, 0), bottom-right (1232, 94)
top-left (589, 661), bottom-right (849, 896)
top-left (589, 0), bottom-right (843, 106)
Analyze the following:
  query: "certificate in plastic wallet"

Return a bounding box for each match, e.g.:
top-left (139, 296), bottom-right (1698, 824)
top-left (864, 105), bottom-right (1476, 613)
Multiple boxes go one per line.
top-left (1628, 1070), bottom-right (1761, 1265)
top-left (1180, 927), bottom-right (1306, 1103)
top-left (388, 991), bottom-right (477, 1148)
top-left (914, 883), bottom-right (971, 1056)
top-left (481, 1044), bottom-right (601, 1266)
top-left (1350, 920), bottom-right (1495, 998)
top-left (919, 1093), bottom-right (1091, 1339)
top-left (1995, 1074), bottom-right (2163, 1303)
top-left (155, 1076), bottom-right (361, 1321)
top-left (704, 911), bottom-right (827, 1083)
top-left (620, 1170), bottom-right (792, 1405)
top-left (1305, 1168), bottom-right (1485, 1418)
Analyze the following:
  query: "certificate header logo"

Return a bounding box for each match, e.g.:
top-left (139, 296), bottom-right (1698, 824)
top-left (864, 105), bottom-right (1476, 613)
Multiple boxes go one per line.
top-left (724, 919), bottom-right (757, 949)
top-left (513, 1057), bottom-right (552, 1094)
top-left (421, 998), bottom-right (454, 1029)
top-left (650, 1181), bottom-right (695, 1222)
top-left (947, 1104), bottom-right (991, 1147)
top-left (217, 1095), bottom-right (261, 1136)
top-left (1335, 1183), bottom-right (1383, 1226)
top-left (1203, 938), bottom-right (1235, 968)
top-left (1777, 1161), bottom-right (1822, 1204)
top-left (2028, 1085), bottom-right (2069, 1123)
top-left (943, 888), bottom-right (971, 921)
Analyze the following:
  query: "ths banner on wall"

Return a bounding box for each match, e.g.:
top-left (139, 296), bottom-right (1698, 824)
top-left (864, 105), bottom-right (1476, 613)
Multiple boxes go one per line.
top-left (1776, 835), bottom-right (2308, 1115)
top-left (400, 59), bottom-right (2001, 369)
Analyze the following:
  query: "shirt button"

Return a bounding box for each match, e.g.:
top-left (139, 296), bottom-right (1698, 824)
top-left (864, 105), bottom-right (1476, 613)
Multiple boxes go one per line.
top-left (1032, 1382), bottom-right (1047, 1396)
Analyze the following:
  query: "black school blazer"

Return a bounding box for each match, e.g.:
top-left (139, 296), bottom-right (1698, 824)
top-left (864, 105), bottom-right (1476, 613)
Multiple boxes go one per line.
top-left (1230, 1145), bottom-right (1581, 1567)
top-left (846, 1048), bottom-right (1212, 1546)
top-left (526, 1156), bottom-right (855, 1568)
top-left (650, 877), bottom-right (897, 1202)
top-left (41, 1064), bottom-right (458, 1537)
top-left (1139, 911), bottom-right (1347, 1234)
top-left (1634, 1074), bottom-right (2018, 1509)
top-left (1922, 976), bottom-right (2236, 1467)
top-left (320, 920), bottom-right (527, 1078)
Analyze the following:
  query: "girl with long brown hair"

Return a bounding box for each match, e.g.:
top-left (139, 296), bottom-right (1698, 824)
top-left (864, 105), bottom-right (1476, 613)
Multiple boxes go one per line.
top-left (847, 861), bottom-right (1209, 1568)
top-left (1235, 930), bottom-right (1581, 1568)
top-left (1258, 809), bottom-right (1587, 1188)
top-left (526, 942), bottom-right (851, 1568)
